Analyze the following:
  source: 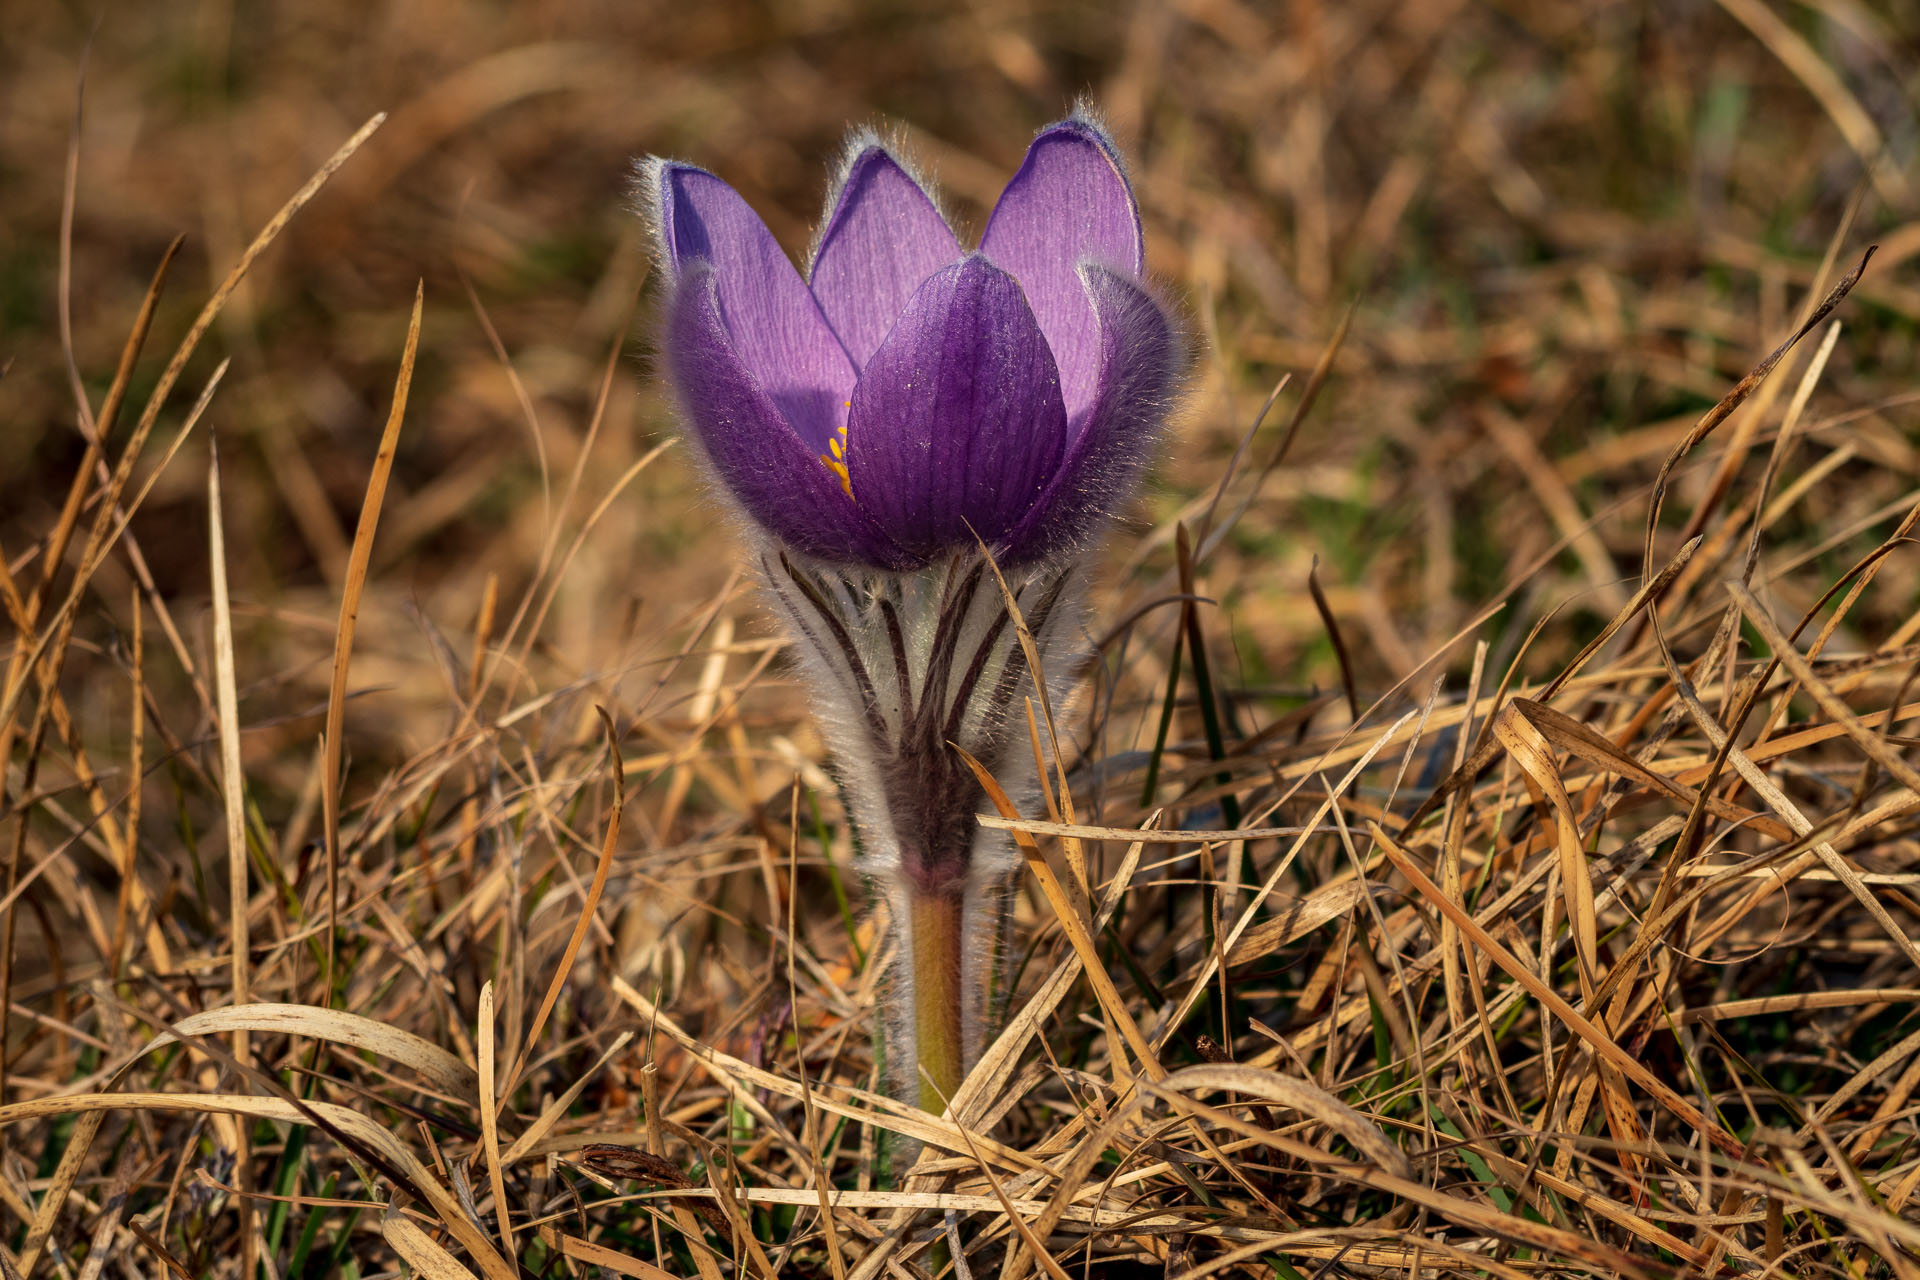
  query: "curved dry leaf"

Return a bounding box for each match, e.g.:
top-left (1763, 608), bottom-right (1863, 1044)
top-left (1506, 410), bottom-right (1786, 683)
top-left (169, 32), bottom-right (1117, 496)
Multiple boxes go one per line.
top-left (1491, 704), bottom-right (1600, 1001)
top-left (1156, 1062), bottom-right (1411, 1179)
top-left (1223, 879), bottom-right (1363, 966)
top-left (139, 1002), bottom-right (478, 1099)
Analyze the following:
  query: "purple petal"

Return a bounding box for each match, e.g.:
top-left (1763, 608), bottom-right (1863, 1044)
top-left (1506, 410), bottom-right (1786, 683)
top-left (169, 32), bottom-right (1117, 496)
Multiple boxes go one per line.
top-left (1002, 266), bottom-right (1180, 562)
top-left (979, 114), bottom-right (1144, 423)
top-left (649, 159), bottom-right (854, 453)
top-left (810, 143), bottom-right (962, 370)
top-left (842, 256), bottom-right (1070, 560)
top-left (665, 264), bottom-right (913, 567)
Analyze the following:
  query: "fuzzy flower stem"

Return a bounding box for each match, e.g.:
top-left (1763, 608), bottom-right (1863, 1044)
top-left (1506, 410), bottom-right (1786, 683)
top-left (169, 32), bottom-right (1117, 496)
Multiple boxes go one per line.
top-left (763, 551), bottom-right (1081, 1111)
top-left (907, 887), bottom-right (966, 1113)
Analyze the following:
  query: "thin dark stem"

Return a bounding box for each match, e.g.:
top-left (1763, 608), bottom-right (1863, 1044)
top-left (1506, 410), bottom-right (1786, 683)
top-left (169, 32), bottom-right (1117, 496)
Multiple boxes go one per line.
top-left (772, 552), bottom-right (888, 739)
top-left (919, 558), bottom-right (986, 726)
top-left (878, 596), bottom-right (913, 719)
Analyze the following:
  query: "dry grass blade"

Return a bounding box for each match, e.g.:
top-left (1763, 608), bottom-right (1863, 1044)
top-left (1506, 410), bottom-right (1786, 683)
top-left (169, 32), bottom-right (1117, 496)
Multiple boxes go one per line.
top-left (1165, 709), bottom-right (1419, 1044)
top-left (1715, 0), bottom-right (1911, 206)
top-left (1190, 372), bottom-right (1289, 558)
top-left (1143, 1083), bottom-right (1658, 1277)
top-left (1196, 301), bottom-right (1353, 563)
top-left (2, 118), bottom-right (384, 1174)
top-left (0, 247), bottom-right (179, 1065)
top-left (502, 706), bottom-right (621, 1101)
top-left (1513, 697), bottom-right (1795, 840)
top-left (383, 1204), bottom-right (483, 1279)
top-left (1221, 878), bottom-right (1362, 967)
top-left (1681, 988), bottom-right (1920, 1023)
top-left (637, 1065), bottom-right (726, 1280)
top-left (7, 113), bottom-right (388, 738)
top-left (475, 982), bottom-right (513, 1258)
top-left (952, 833), bottom-right (1143, 1127)
top-left (726, 1186), bottom-right (1201, 1226)
top-left (975, 815), bottom-right (1319, 843)
top-left (1400, 535), bottom-right (1699, 839)
top-left (23, 233), bottom-right (179, 645)
top-left (140, 1003), bottom-right (478, 1099)
top-left (1640, 247), bottom-right (1874, 584)
top-left (611, 974), bottom-right (1037, 1172)
top-left (15, 1108), bottom-right (105, 1274)
top-left (499, 1030), bottom-right (631, 1166)
top-left (322, 282), bottom-right (423, 997)
top-left (940, 1093), bottom-right (1071, 1280)
top-left (203, 434), bottom-right (257, 1276)
top-left (1731, 581), bottom-right (1920, 799)
top-left (953, 745), bottom-right (1165, 1083)
top-left (1307, 556), bottom-right (1361, 720)
top-left (1478, 404), bottom-right (1631, 616)
top-left (1542, 532), bottom-right (1702, 706)
top-left (110, 588), bottom-right (143, 976)
top-left (1490, 704), bottom-right (1601, 1000)
top-left (972, 533), bottom-right (1091, 914)
top-left (1155, 1063), bottom-right (1409, 1177)
top-left (506, 438), bottom-right (677, 681)
top-left (533, 1226), bottom-right (678, 1279)
top-left (1371, 822), bottom-right (1746, 1158)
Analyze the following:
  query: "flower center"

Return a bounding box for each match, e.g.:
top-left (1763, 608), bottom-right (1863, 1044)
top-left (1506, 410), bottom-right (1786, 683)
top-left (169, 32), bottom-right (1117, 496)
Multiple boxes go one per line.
top-left (819, 415), bottom-right (853, 499)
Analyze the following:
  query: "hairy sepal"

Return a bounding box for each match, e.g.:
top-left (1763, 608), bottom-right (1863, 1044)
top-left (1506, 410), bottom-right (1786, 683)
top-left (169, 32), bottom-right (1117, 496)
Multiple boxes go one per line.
top-left (760, 544), bottom-right (1085, 1103)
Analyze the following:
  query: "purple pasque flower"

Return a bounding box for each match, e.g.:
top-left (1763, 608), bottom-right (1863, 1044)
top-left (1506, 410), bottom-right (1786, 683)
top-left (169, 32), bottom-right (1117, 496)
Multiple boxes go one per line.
top-left (637, 111), bottom-right (1178, 1121)
top-left (641, 108), bottom-right (1178, 570)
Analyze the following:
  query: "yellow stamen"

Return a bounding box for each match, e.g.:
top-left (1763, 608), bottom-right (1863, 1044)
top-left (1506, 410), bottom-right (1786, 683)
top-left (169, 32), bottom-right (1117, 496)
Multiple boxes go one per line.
top-left (818, 419), bottom-right (853, 499)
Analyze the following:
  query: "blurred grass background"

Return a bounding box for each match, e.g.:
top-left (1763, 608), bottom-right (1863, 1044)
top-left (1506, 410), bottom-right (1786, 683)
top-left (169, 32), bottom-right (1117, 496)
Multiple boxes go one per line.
top-left (4, 0), bottom-right (1920, 1275)
top-left (7, 0), bottom-right (1914, 693)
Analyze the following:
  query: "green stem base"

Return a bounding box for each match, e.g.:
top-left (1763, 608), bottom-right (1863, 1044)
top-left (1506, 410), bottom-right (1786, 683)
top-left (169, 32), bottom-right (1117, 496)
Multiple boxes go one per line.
top-left (909, 888), bottom-right (966, 1115)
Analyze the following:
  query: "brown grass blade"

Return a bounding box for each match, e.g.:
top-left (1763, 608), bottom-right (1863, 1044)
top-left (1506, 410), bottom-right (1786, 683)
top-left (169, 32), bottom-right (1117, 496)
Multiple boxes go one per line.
top-left (502, 706), bottom-right (621, 1102)
top-left (498, 1030), bottom-right (631, 1167)
top-left (1490, 704), bottom-right (1600, 1002)
top-left (1157, 1063), bottom-right (1410, 1177)
top-left (15, 1109), bottom-right (106, 1274)
top-left (1196, 301), bottom-right (1353, 564)
top-left (611, 974), bottom-right (1039, 1174)
top-left (203, 432), bottom-right (258, 1280)
top-left (321, 281), bottom-right (423, 998)
top-left (1143, 1082), bottom-right (1658, 1278)
top-left (475, 981), bottom-right (514, 1258)
top-left (1715, 0), bottom-right (1910, 206)
top-left (1222, 879), bottom-right (1364, 966)
top-left (139, 1002), bottom-right (478, 1099)
top-left (384, 1204), bottom-right (483, 1279)
top-left (1306, 556), bottom-right (1361, 721)
top-left (1371, 821), bottom-right (1746, 1159)
top-left (1730, 581), bottom-right (1920, 800)
top-left (952, 745), bottom-right (1165, 1084)
top-left (1640, 246), bottom-right (1873, 587)
top-left (1513, 697), bottom-right (1795, 840)
top-left (534, 1226), bottom-right (679, 1279)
